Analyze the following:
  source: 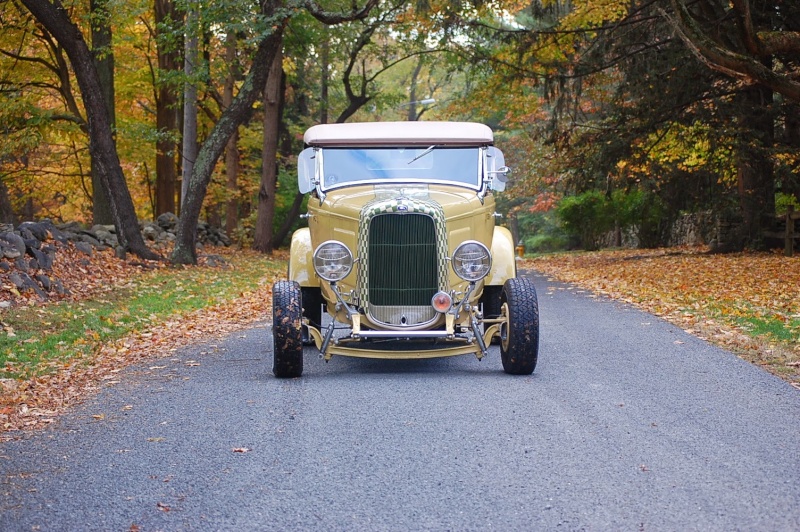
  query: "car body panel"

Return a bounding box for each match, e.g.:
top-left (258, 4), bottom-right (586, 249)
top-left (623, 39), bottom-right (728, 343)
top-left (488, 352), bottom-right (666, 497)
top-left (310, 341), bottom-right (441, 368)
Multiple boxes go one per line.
top-left (284, 121), bottom-right (516, 361)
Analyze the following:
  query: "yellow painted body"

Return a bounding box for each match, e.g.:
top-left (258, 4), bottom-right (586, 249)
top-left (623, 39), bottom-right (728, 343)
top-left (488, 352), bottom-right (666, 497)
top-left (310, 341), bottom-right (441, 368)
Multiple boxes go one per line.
top-left (288, 183), bottom-right (515, 342)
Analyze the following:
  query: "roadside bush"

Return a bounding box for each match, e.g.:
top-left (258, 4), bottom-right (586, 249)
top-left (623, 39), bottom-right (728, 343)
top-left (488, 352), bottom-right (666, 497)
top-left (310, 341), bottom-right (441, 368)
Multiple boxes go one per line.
top-left (775, 192), bottom-right (799, 216)
top-left (619, 189), bottom-right (667, 248)
top-left (556, 191), bottom-right (615, 250)
top-left (524, 233), bottom-right (569, 253)
top-left (515, 209), bottom-right (570, 253)
top-left (556, 189), bottom-right (666, 250)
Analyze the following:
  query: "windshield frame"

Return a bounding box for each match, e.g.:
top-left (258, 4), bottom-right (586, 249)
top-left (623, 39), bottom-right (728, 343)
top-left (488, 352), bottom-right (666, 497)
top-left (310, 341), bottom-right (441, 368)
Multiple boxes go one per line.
top-left (317, 146), bottom-right (484, 192)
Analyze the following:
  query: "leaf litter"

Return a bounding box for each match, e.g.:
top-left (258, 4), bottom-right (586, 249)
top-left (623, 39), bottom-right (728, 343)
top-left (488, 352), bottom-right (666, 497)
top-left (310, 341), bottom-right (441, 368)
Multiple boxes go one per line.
top-left (526, 247), bottom-right (800, 385)
top-left (0, 247), bottom-right (285, 439)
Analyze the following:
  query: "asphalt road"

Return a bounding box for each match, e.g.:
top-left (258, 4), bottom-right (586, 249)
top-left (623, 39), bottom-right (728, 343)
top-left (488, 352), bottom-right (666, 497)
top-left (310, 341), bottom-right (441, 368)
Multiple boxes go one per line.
top-left (1, 271), bottom-right (799, 531)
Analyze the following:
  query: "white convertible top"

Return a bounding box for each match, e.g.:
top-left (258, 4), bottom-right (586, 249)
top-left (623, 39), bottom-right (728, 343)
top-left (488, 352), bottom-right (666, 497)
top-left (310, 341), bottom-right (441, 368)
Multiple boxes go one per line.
top-left (304, 121), bottom-right (494, 147)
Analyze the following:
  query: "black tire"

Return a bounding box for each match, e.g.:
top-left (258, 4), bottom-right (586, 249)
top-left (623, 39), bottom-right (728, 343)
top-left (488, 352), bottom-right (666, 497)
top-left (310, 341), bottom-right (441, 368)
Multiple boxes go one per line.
top-left (272, 280), bottom-right (303, 378)
top-left (500, 277), bottom-right (539, 375)
top-left (301, 286), bottom-right (323, 345)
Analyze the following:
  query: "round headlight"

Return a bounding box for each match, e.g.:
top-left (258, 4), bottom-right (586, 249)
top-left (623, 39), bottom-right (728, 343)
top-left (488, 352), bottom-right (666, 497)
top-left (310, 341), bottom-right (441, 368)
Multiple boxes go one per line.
top-left (313, 241), bottom-right (354, 282)
top-left (452, 240), bottom-right (491, 282)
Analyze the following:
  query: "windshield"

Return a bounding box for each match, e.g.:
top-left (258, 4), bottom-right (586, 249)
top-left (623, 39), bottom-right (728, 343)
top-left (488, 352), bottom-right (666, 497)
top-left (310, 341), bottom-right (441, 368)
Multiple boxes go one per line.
top-left (320, 147), bottom-right (481, 190)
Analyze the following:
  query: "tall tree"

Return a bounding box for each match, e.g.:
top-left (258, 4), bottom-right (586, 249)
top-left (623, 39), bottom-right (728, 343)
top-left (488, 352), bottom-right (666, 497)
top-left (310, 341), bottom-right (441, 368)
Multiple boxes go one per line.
top-left (171, 0), bottom-right (380, 265)
top-left (223, 31), bottom-right (240, 238)
top-left (20, 0), bottom-right (159, 259)
top-left (153, 0), bottom-right (180, 216)
top-left (252, 45), bottom-right (283, 253)
top-left (180, 0), bottom-right (199, 211)
top-left (89, 0), bottom-right (114, 224)
top-left (663, 0), bottom-right (799, 245)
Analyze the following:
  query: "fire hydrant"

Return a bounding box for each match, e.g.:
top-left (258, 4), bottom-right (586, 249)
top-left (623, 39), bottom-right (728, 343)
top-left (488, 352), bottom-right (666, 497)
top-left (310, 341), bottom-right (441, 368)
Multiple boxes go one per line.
top-left (515, 241), bottom-right (525, 258)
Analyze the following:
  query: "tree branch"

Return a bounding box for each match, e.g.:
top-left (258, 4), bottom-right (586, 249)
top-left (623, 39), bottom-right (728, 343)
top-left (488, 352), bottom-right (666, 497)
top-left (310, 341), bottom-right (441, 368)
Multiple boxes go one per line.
top-left (665, 0), bottom-right (800, 102)
top-left (302, 0), bottom-right (379, 25)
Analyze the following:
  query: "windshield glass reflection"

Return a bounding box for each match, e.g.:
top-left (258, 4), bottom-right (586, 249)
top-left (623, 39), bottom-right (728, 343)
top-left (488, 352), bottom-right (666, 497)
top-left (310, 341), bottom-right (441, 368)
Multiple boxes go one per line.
top-left (321, 147), bottom-right (480, 189)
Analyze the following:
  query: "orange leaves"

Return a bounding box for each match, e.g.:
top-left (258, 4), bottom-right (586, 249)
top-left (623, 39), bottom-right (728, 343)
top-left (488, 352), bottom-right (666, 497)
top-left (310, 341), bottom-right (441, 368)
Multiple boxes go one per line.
top-left (527, 247), bottom-right (800, 381)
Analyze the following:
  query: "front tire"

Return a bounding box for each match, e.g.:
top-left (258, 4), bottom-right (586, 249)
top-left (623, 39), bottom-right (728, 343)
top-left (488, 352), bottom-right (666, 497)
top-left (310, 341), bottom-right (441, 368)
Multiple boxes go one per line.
top-left (500, 277), bottom-right (539, 375)
top-left (272, 280), bottom-right (303, 378)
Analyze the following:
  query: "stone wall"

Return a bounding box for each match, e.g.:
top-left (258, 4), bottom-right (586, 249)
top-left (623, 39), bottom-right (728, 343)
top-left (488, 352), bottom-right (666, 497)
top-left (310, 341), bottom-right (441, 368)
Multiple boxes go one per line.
top-left (0, 214), bottom-right (231, 304)
top-left (598, 211), bottom-right (741, 250)
top-left (668, 210), bottom-right (742, 251)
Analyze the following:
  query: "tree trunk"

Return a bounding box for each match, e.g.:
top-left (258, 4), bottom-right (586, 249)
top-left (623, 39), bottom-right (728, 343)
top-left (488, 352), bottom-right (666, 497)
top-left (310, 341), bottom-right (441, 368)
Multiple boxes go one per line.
top-left (407, 59), bottom-right (423, 121)
top-left (171, 20), bottom-right (286, 264)
top-left (180, 1), bottom-right (199, 213)
top-left (0, 179), bottom-right (16, 225)
top-left (154, 0), bottom-right (180, 217)
top-left (320, 36), bottom-right (329, 124)
top-left (736, 84), bottom-right (775, 248)
top-left (21, 0), bottom-right (159, 260)
top-left (784, 102), bottom-right (800, 200)
top-left (170, 0), bottom-right (379, 264)
top-left (89, 0), bottom-right (114, 225)
top-left (223, 32), bottom-right (240, 238)
top-left (253, 45), bottom-right (283, 254)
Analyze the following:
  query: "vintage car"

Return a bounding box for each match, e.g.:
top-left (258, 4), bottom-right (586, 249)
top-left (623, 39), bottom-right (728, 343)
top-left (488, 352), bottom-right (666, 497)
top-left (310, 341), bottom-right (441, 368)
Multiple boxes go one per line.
top-left (272, 121), bottom-right (539, 377)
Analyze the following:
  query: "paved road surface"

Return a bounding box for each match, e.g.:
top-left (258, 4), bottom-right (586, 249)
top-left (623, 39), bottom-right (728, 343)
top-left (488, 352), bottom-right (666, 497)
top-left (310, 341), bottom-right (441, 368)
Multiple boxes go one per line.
top-left (1, 272), bottom-right (799, 530)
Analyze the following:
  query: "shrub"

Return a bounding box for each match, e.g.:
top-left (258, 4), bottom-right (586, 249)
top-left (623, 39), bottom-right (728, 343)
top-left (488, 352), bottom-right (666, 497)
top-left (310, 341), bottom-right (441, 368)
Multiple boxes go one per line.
top-left (556, 191), bottom-right (615, 250)
top-left (776, 192), bottom-right (800, 216)
top-left (556, 189), bottom-right (667, 250)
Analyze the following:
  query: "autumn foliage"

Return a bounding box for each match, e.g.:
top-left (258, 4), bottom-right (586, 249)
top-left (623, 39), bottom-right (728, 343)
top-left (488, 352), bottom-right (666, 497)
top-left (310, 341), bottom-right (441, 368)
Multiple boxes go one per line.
top-left (526, 248), bottom-right (800, 386)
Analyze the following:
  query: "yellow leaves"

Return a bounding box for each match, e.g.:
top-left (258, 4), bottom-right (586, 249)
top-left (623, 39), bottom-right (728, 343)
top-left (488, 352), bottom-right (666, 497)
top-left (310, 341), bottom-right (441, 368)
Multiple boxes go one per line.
top-left (557, 0), bottom-right (631, 30)
top-left (623, 123), bottom-right (737, 185)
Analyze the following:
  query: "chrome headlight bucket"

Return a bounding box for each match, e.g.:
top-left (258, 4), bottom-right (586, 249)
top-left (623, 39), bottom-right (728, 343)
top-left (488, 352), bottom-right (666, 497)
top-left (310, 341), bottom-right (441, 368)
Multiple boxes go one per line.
top-left (452, 240), bottom-right (491, 282)
top-left (313, 240), bottom-right (354, 282)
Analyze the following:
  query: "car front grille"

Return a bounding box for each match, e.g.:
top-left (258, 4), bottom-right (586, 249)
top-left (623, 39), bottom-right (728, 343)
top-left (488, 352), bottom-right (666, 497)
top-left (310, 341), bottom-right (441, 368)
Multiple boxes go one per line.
top-left (367, 213), bottom-right (438, 326)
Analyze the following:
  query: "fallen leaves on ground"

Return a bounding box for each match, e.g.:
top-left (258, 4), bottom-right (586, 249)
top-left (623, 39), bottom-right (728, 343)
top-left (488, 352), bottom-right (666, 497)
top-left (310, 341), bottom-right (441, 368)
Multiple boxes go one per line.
top-left (1, 242), bottom-right (166, 307)
top-left (525, 247), bottom-right (800, 384)
top-left (0, 248), bottom-right (286, 439)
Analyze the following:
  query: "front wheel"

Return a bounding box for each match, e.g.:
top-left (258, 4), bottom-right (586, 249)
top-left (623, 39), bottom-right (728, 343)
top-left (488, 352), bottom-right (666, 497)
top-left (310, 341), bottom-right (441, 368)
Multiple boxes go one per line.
top-left (500, 277), bottom-right (539, 375)
top-left (272, 280), bottom-right (303, 378)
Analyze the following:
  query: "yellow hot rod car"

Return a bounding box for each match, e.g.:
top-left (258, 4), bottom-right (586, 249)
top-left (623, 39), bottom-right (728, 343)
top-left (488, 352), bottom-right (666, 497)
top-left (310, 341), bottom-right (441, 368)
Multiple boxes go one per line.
top-left (272, 121), bottom-right (539, 377)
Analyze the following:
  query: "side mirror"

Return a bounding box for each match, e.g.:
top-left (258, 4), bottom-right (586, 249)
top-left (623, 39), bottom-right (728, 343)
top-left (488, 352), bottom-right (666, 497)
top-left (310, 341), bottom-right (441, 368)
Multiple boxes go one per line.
top-left (298, 148), bottom-right (316, 194)
top-left (486, 147), bottom-right (510, 192)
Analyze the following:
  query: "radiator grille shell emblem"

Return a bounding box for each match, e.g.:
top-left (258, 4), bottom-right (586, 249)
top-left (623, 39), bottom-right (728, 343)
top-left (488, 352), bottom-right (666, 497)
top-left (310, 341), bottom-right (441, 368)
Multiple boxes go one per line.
top-left (357, 198), bottom-right (448, 327)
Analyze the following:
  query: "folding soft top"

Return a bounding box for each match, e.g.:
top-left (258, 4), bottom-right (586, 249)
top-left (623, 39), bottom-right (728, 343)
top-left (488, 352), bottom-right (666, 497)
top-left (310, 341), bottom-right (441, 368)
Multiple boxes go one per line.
top-left (304, 121), bottom-right (494, 147)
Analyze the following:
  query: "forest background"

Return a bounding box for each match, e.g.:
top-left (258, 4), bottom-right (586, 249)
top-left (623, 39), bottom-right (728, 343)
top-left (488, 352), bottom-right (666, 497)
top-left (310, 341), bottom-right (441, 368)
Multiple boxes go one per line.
top-left (1, 0), bottom-right (799, 263)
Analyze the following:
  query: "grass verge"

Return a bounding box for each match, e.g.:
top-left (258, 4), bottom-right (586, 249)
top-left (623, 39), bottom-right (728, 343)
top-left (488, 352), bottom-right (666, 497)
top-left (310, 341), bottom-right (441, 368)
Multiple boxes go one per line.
top-left (1, 250), bottom-right (285, 381)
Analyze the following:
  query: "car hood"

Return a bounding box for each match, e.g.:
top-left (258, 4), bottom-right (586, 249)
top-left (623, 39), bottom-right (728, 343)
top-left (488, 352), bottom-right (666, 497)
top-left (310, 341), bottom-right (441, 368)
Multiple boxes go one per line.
top-left (318, 184), bottom-right (480, 219)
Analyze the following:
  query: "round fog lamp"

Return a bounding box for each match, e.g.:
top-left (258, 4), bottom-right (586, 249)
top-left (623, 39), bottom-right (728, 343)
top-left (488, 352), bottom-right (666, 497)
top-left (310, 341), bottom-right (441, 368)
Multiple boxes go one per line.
top-left (313, 240), bottom-right (354, 282)
top-left (452, 240), bottom-right (491, 282)
top-left (431, 291), bottom-right (452, 313)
